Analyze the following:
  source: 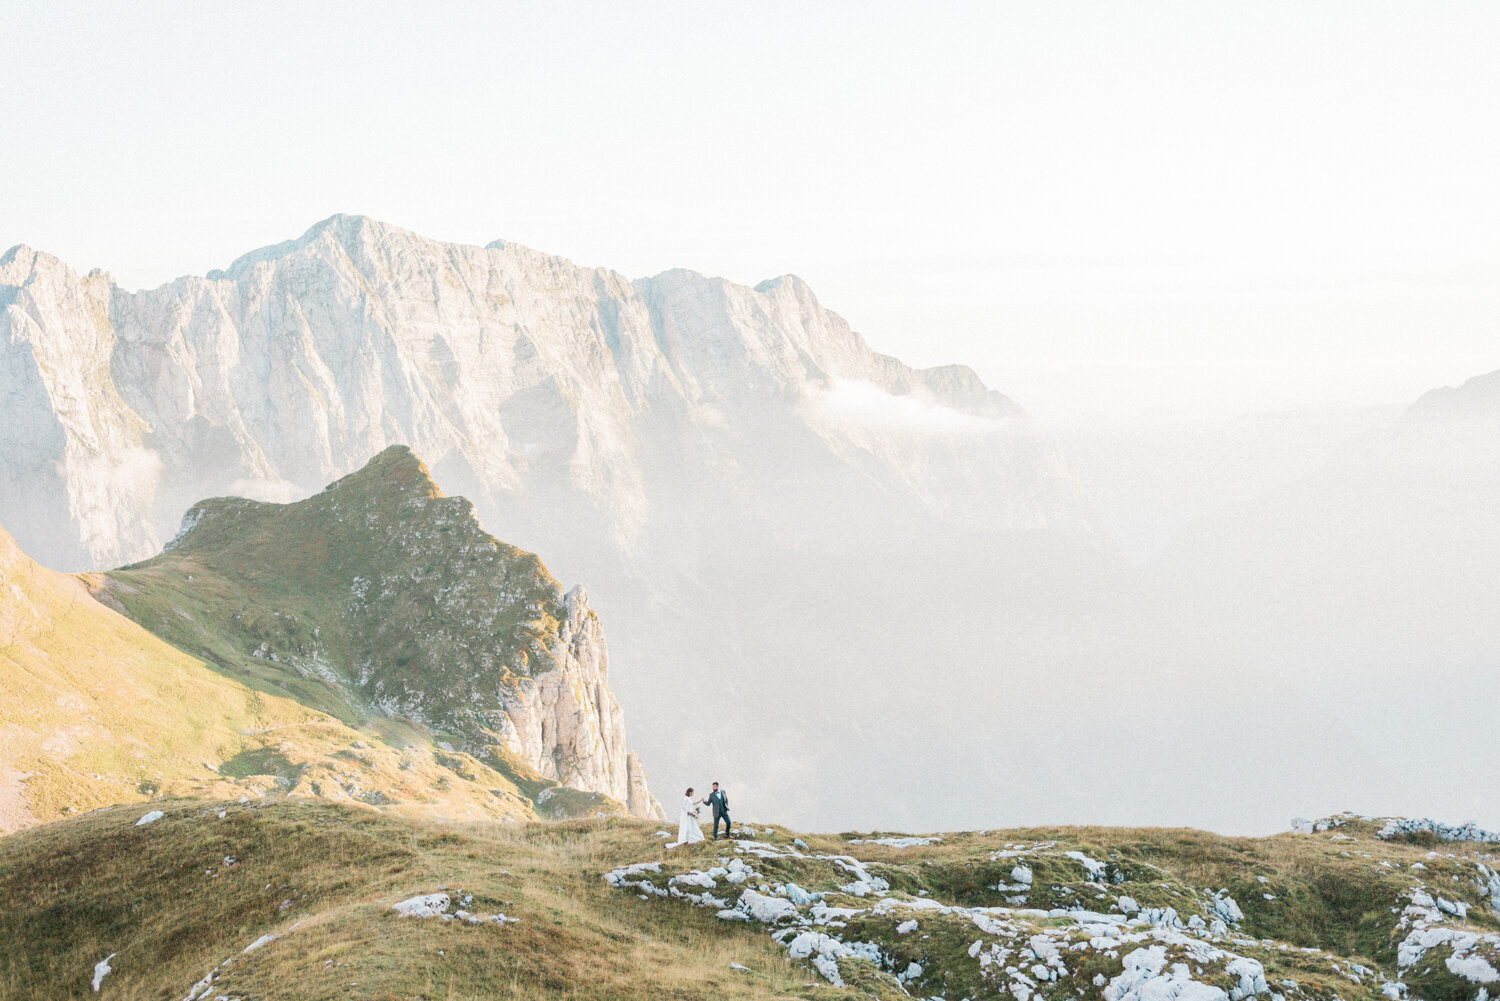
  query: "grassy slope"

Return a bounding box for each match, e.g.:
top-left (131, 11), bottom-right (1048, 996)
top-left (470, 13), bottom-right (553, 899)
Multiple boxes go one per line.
top-left (0, 522), bottom-right (617, 833)
top-left (0, 800), bottom-right (820, 1001)
top-left (1, 523), bottom-right (312, 830)
top-left (2, 803), bottom-right (1496, 1001)
top-left (95, 445), bottom-right (571, 749)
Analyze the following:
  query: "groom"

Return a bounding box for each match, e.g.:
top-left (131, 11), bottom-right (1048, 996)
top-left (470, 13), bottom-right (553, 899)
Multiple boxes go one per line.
top-left (707, 782), bottom-right (731, 839)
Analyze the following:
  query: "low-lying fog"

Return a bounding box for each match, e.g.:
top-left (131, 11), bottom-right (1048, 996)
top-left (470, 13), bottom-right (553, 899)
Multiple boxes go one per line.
top-left (601, 369), bottom-right (1500, 836)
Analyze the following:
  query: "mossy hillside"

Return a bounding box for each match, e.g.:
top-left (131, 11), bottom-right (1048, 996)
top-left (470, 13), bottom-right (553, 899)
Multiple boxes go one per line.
top-left (0, 521), bottom-right (324, 829)
top-left (0, 520), bottom-right (618, 832)
top-left (99, 446), bottom-right (567, 750)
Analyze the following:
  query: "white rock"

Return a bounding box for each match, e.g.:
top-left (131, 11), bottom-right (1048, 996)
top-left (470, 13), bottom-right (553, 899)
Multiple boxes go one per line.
top-left (1066, 850), bottom-right (1108, 881)
top-left (242, 934), bottom-right (276, 953)
top-left (1446, 953), bottom-right (1499, 984)
top-left (783, 882), bottom-right (815, 906)
top-left (811, 954), bottom-right (843, 986)
top-left (734, 889), bottom-right (799, 924)
top-left (392, 892), bottom-right (451, 918)
top-left (1377, 818), bottom-right (1500, 843)
top-left (670, 871), bottom-right (716, 889)
top-left (91, 954), bottom-right (115, 992)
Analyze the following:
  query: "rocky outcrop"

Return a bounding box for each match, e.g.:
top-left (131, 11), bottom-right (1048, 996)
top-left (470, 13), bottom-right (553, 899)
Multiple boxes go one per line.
top-left (496, 585), bottom-right (663, 819)
top-left (1376, 817), bottom-right (1500, 844)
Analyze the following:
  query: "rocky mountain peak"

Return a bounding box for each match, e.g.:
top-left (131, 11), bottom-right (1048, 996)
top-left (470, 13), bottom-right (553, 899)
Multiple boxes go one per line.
top-left (211, 212), bottom-right (394, 282)
top-left (0, 243), bottom-right (81, 295)
top-left (751, 272), bottom-right (813, 298)
top-left (0, 243), bottom-right (36, 280)
top-left (1, 215), bottom-right (1086, 571)
top-left (322, 443), bottom-right (445, 501)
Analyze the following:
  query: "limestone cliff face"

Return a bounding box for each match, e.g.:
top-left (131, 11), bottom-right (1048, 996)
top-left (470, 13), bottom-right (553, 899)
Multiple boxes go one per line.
top-left (0, 215), bottom-right (1086, 572)
top-left (101, 446), bottom-right (665, 820)
top-left (501, 586), bottom-right (663, 820)
top-left (0, 247), bottom-right (159, 568)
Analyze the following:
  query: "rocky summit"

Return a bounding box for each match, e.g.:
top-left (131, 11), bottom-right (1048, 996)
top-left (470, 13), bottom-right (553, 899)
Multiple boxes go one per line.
top-left (91, 445), bottom-right (662, 821)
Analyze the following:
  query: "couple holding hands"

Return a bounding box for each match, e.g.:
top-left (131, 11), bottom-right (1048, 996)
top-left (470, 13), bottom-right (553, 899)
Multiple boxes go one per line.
top-left (674, 782), bottom-right (730, 845)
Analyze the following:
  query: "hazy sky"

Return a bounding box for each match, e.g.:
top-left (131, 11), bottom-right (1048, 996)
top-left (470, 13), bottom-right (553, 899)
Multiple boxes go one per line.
top-left (4, 1), bottom-right (1498, 417)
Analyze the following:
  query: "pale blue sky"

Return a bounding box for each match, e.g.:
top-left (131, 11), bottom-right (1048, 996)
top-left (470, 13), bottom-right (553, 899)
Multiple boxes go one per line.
top-left (4, 1), bottom-right (1498, 416)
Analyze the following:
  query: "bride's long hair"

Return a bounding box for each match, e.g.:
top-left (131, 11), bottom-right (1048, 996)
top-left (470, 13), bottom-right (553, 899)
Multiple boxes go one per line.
top-left (685, 787), bottom-right (694, 796)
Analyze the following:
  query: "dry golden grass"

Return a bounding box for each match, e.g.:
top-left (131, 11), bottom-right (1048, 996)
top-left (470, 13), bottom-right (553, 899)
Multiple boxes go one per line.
top-left (2, 799), bottom-right (1495, 1000)
top-left (0, 799), bottom-right (844, 1000)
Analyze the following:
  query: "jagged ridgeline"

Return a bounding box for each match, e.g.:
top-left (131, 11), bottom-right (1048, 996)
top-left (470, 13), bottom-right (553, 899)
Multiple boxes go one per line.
top-left (85, 445), bottom-right (662, 822)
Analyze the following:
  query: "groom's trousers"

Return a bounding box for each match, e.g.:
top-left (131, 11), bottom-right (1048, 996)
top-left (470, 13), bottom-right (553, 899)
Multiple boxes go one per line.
top-left (713, 811), bottom-right (731, 838)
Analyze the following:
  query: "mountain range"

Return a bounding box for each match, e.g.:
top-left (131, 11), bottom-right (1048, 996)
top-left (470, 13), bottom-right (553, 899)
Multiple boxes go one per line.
top-left (4, 218), bottom-right (1497, 834)
top-left (1, 215), bottom-right (1097, 830)
top-left (0, 214), bottom-right (1084, 573)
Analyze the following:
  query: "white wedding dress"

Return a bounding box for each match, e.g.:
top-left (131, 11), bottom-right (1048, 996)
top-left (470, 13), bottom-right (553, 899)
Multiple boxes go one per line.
top-left (675, 796), bottom-right (705, 845)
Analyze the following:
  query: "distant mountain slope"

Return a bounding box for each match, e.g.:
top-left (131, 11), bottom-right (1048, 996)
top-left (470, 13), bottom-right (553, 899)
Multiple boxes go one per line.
top-left (1408, 367), bottom-right (1500, 422)
top-left (0, 518), bottom-right (618, 834)
top-left (1161, 368), bottom-right (1500, 670)
top-left (93, 445), bottom-right (662, 820)
top-left (1151, 370), bottom-right (1500, 820)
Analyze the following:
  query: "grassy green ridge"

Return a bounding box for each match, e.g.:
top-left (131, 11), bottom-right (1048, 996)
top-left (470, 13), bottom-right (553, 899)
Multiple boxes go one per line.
top-left (97, 445), bottom-right (569, 749)
top-left (2, 803), bottom-right (1496, 1000)
top-left (0, 493), bottom-right (623, 832)
top-left (79, 444), bottom-right (638, 822)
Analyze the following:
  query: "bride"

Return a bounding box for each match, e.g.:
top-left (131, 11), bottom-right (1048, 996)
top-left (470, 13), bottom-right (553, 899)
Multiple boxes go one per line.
top-left (675, 787), bottom-right (706, 846)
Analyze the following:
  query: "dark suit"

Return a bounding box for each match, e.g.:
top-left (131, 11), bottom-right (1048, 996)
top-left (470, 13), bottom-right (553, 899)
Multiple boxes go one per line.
top-left (707, 789), bottom-right (731, 838)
